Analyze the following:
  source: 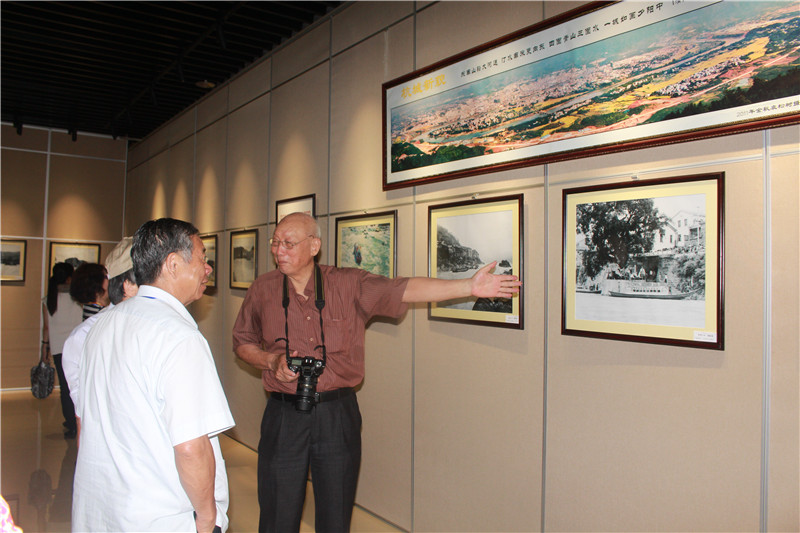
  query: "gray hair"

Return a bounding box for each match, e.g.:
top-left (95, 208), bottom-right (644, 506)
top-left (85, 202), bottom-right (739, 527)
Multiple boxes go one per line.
top-left (132, 218), bottom-right (198, 285)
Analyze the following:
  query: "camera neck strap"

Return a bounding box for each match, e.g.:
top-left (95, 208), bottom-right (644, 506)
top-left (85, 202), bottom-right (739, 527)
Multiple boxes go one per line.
top-left (277, 263), bottom-right (327, 364)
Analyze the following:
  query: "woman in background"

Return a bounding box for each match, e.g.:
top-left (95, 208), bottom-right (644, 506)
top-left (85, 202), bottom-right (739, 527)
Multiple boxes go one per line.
top-left (41, 262), bottom-right (82, 438)
top-left (69, 263), bottom-right (109, 321)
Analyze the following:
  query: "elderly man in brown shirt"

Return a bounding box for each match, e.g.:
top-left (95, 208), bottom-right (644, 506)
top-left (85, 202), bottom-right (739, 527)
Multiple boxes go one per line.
top-left (233, 212), bottom-right (520, 533)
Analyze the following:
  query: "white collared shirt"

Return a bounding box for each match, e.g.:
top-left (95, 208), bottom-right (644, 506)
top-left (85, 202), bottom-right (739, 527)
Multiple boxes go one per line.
top-left (61, 303), bottom-right (113, 410)
top-left (73, 285), bottom-right (234, 532)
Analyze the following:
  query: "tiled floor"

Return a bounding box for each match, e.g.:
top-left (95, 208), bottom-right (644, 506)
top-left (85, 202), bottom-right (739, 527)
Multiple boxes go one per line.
top-left (0, 390), bottom-right (402, 532)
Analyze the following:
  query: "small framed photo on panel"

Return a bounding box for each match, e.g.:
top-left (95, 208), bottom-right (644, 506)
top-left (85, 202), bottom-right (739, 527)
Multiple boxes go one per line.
top-left (199, 234), bottom-right (218, 288)
top-left (230, 229), bottom-right (258, 290)
top-left (1, 239), bottom-right (27, 282)
top-left (276, 194), bottom-right (316, 223)
top-left (49, 242), bottom-right (101, 274)
top-left (335, 211), bottom-right (397, 277)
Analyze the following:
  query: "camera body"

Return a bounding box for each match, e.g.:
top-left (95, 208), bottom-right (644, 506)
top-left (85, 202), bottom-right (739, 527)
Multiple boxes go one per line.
top-left (287, 355), bottom-right (326, 412)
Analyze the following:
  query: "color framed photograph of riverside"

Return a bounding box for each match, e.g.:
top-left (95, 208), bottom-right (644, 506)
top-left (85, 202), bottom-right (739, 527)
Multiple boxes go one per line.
top-left (562, 173), bottom-right (724, 350)
top-left (276, 194), bottom-right (316, 223)
top-left (200, 234), bottom-right (217, 288)
top-left (428, 194), bottom-right (523, 329)
top-left (1, 239), bottom-right (27, 282)
top-left (230, 229), bottom-right (257, 289)
top-left (49, 242), bottom-right (100, 273)
top-left (335, 211), bottom-right (397, 278)
top-left (383, 1), bottom-right (800, 190)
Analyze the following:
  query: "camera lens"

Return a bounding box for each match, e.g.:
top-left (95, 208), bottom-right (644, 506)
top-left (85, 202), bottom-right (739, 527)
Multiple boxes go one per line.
top-left (295, 379), bottom-right (316, 412)
top-left (289, 356), bottom-right (325, 412)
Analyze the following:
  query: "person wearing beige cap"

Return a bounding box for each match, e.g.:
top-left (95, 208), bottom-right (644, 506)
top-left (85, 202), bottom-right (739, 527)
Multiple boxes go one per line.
top-left (61, 237), bottom-right (139, 437)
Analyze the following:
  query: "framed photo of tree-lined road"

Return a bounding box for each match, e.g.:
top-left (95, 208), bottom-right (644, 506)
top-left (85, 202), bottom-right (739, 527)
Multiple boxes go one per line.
top-left (383, 1), bottom-right (800, 190)
top-left (428, 194), bottom-right (523, 329)
top-left (562, 173), bottom-right (724, 350)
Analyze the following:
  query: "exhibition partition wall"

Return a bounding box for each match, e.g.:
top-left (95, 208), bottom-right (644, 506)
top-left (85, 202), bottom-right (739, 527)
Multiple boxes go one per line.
top-left (1, 127), bottom-right (127, 388)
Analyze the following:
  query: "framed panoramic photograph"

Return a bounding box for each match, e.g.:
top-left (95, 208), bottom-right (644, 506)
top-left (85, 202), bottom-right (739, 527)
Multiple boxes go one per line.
top-left (562, 172), bottom-right (724, 350)
top-left (49, 242), bottom-right (100, 274)
top-left (276, 194), bottom-right (316, 223)
top-left (230, 229), bottom-right (257, 289)
top-left (383, 1), bottom-right (800, 189)
top-left (428, 194), bottom-right (523, 329)
top-left (335, 211), bottom-right (397, 277)
top-left (200, 234), bottom-right (217, 288)
top-left (1, 239), bottom-right (27, 282)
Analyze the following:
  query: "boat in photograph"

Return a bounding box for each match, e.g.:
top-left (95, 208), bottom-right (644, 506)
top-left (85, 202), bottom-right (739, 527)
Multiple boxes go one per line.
top-left (575, 285), bottom-right (601, 294)
top-left (605, 280), bottom-right (700, 300)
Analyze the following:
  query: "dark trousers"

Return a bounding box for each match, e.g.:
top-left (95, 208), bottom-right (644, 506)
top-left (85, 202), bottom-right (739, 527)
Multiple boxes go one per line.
top-left (52, 353), bottom-right (76, 433)
top-left (257, 392), bottom-right (362, 533)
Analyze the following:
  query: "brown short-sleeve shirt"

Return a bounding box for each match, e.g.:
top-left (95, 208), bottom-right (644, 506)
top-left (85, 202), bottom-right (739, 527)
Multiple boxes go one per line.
top-left (232, 264), bottom-right (409, 393)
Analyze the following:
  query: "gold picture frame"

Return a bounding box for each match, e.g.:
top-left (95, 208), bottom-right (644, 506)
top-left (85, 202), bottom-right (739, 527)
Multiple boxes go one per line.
top-left (1, 239), bottom-right (27, 282)
top-left (428, 194), bottom-right (523, 329)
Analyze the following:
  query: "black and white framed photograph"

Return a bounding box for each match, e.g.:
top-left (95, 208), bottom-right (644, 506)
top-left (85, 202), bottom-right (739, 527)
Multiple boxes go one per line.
top-left (562, 173), bottom-right (724, 349)
top-left (276, 194), bottom-right (316, 223)
top-left (335, 211), bottom-right (397, 277)
top-left (200, 234), bottom-right (217, 288)
top-left (1, 239), bottom-right (27, 282)
top-left (49, 241), bottom-right (101, 274)
top-left (230, 229), bottom-right (257, 289)
top-left (428, 194), bottom-right (523, 329)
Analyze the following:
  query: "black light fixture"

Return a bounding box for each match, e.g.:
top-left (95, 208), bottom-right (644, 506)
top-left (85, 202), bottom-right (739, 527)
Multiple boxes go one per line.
top-left (195, 80), bottom-right (216, 89)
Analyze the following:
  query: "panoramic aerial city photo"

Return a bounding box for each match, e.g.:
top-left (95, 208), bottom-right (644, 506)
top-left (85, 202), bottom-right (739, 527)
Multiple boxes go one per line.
top-left (390, 1), bottom-right (799, 174)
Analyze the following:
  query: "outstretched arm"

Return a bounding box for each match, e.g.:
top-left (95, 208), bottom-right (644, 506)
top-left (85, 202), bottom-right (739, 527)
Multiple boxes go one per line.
top-left (402, 261), bottom-right (521, 303)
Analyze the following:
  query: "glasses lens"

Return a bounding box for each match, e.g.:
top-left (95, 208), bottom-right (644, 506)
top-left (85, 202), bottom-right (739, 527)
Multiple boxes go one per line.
top-left (270, 239), bottom-right (294, 249)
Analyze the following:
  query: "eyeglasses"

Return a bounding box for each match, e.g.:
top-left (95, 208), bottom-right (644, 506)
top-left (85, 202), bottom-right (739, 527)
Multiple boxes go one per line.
top-left (269, 235), bottom-right (315, 250)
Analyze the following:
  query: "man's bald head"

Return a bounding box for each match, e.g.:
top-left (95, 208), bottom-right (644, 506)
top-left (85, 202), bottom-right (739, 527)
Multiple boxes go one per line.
top-left (277, 212), bottom-right (320, 239)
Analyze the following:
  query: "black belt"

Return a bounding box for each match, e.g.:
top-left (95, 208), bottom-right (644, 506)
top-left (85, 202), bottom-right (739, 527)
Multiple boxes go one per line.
top-left (270, 387), bottom-right (354, 404)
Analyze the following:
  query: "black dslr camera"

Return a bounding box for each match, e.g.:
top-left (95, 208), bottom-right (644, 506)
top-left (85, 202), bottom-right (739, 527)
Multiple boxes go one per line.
top-left (287, 355), bottom-right (326, 412)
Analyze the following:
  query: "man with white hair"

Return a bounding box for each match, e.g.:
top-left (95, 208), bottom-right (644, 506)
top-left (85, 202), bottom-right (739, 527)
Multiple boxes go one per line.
top-left (233, 212), bottom-right (521, 533)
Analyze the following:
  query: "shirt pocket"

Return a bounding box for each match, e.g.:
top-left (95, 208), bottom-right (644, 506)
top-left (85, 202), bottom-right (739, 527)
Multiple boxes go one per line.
top-left (322, 316), bottom-right (350, 355)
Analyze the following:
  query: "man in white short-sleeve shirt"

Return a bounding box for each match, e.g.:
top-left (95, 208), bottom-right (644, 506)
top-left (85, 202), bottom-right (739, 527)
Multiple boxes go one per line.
top-left (73, 218), bottom-right (234, 533)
